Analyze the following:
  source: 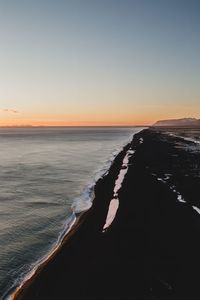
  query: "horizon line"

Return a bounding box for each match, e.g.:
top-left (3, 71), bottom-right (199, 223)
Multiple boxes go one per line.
top-left (0, 124), bottom-right (149, 128)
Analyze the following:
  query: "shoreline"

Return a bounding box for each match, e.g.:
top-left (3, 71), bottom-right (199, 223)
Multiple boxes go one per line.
top-left (9, 210), bottom-right (88, 300)
top-left (4, 129), bottom-right (139, 300)
top-left (9, 128), bottom-right (200, 299)
top-left (9, 136), bottom-right (134, 300)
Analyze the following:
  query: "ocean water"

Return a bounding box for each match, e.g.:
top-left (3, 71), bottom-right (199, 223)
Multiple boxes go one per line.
top-left (0, 126), bottom-right (143, 299)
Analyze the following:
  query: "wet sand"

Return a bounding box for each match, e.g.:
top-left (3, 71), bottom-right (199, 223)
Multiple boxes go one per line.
top-left (12, 128), bottom-right (200, 300)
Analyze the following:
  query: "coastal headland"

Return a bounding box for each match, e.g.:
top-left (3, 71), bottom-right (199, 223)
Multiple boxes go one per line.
top-left (12, 128), bottom-right (200, 300)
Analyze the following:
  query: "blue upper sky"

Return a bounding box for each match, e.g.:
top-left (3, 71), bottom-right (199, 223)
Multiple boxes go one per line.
top-left (0, 0), bottom-right (199, 125)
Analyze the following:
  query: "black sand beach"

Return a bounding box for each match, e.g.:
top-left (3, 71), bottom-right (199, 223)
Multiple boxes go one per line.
top-left (12, 128), bottom-right (200, 300)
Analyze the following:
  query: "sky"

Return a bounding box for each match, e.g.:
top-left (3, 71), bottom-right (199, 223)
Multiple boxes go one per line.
top-left (0, 0), bottom-right (200, 126)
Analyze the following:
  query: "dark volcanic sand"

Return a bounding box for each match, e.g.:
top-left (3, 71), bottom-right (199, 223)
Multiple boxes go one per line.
top-left (13, 129), bottom-right (200, 300)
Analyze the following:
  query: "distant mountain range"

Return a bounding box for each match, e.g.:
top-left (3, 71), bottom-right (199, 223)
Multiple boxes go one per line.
top-left (153, 118), bottom-right (200, 127)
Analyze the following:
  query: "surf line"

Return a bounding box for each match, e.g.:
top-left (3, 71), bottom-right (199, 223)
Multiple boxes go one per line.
top-left (7, 214), bottom-right (77, 300)
top-left (103, 148), bottom-right (135, 232)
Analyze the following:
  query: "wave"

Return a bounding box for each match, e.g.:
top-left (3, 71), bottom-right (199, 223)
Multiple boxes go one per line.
top-left (71, 132), bottom-right (135, 214)
top-left (3, 212), bottom-right (76, 300)
top-left (4, 130), bottom-right (141, 300)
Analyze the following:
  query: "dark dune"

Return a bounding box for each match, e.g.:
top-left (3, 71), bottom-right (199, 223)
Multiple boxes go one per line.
top-left (13, 128), bottom-right (200, 300)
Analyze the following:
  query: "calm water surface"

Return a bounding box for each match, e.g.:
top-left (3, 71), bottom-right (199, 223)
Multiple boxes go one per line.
top-left (0, 127), bottom-right (143, 299)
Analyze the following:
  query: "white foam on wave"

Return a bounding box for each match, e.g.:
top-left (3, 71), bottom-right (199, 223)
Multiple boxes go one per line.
top-left (6, 148), bottom-right (125, 299)
top-left (6, 213), bottom-right (76, 300)
top-left (7, 129), bottom-right (143, 300)
top-left (103, 149), bottom-right (135, 231)
top-left (71, 152), bottom-right (123, 214)
top-left (71, 133), bottom-right (138, 214)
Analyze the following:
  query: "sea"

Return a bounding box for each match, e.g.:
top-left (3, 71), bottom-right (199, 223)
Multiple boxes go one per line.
top-left (0, 126), bottom-right (143, 299)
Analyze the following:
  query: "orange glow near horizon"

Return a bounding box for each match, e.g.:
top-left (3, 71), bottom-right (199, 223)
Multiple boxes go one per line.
top-left (0, 119), bottom-right (151, 127)
top-left (0, 112), bottom-right (154, 127)
top-left (1, 113), bottom-right (199, 127)
top-left (1, 109), bottom-right (200, 127)
top-left (0, 2), bottom-right (200, 130)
